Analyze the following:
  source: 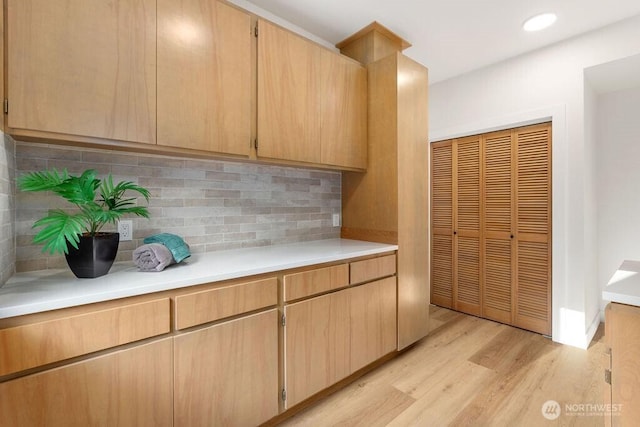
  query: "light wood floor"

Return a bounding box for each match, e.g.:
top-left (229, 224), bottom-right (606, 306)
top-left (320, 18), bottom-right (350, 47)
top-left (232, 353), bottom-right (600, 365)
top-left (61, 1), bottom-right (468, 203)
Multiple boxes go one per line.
top-left (278, 305), bottom-right (605, 426)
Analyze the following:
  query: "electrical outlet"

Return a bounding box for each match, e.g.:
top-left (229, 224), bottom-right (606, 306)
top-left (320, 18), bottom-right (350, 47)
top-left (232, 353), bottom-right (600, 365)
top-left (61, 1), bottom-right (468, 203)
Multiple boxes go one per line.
top-left (118, 220), bottom-right (133, 241)
top-left (332, 213), bottom-right (341, 227)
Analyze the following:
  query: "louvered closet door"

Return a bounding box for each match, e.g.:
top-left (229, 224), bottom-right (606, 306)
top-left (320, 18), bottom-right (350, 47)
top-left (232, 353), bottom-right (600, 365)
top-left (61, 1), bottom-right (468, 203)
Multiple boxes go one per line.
top-left (482, 130), bottom-right (514, 324)
top-left (454, 136), bottom-right (481, 316)
top-left (431, 140), bottom-right (453, 308)
top-left (514, 123), bottom-right (552, 335)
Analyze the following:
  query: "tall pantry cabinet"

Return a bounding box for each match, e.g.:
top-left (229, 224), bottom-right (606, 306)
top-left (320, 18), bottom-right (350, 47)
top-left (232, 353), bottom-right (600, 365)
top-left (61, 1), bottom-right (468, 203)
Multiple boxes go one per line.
top-left (430, 122), bottom-right (551, 336)
top-left (337, 23), bottom-right (430, 350)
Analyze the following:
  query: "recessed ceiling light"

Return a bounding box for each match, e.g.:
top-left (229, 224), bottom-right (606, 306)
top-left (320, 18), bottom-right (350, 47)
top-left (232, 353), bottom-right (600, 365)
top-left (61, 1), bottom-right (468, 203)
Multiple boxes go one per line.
top-left (523, 13), bottom-right (557, 32)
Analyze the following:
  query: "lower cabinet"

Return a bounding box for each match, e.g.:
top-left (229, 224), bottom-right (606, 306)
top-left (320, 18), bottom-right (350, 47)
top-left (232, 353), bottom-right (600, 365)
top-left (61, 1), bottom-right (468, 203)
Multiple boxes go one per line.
top-left (284, 278), bottom-right (397, 408)
top-left (605, 302), bottom-right (640, 426)
top-left (350, 277), bottom-right (397, 372)
top-left (0, 254), bottom-right (398, 425)
top-left (0, 338), bottom-right (173, 427)
top-left (174, 309), bottom-right (279, 427)
top-left (284, 288), bottom-right (351, 408)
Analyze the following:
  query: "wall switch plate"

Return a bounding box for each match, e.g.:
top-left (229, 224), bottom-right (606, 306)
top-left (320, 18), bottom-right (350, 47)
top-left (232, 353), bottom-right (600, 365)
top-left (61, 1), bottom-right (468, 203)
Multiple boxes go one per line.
top-left (332, 213), bottom-right (341, 227)
top-left (118, 220), bottom-right (133, 241)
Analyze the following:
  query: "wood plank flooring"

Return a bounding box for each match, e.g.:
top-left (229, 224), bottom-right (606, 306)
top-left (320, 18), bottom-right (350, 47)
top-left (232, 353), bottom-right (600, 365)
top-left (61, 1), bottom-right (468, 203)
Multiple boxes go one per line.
top-left (278, 305), bottom-right (606, 426)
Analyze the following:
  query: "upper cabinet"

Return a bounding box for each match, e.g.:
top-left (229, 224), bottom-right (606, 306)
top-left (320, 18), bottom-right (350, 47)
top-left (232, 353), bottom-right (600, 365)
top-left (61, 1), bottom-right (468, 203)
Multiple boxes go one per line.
top-left (257, 19), bottom-right (367, 170)
top-left (319, 49), bottom-right (367, 169)
top-left (257, 19), bottom-right (321, 164)
top-left (157, 0), bottom-right (252, 156)
top-left (6, 0), bottom-right (157, 144)
top-left (6, 2), bottom-right (367, 170)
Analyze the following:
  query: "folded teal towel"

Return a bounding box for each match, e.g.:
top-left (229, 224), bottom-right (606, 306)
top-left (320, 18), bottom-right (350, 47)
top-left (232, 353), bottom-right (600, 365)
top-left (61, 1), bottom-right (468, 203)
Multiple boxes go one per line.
top-left (143, 233), bottom-right (191, 263)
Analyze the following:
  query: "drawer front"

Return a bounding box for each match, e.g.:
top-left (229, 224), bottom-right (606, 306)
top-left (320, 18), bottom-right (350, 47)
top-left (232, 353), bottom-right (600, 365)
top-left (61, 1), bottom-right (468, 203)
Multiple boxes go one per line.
top-left (350, 254), bottom-right (396, 284)
top-left (175, 277), bottom-right (278, 330)
top-left (0, 298), bottom-right (170, 377)
top-left (283, 264), bottom-right (349, 301)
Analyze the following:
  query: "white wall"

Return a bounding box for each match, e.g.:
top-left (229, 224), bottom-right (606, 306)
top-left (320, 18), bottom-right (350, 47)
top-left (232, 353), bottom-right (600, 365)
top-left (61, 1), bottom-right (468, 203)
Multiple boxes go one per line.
top-left (429, 14), bottom-right (640, 348)
top-left (583, 79), bottom-right (599, 334)
top-left (595, 86), bottom-right (640, 313)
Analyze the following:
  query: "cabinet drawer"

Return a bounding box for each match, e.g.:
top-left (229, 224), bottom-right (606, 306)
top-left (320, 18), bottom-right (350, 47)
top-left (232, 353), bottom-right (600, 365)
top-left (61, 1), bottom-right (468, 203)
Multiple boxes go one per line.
top-left (350, 254), bottom-right (396, 284)
top-left (283, 264), bottom-right (349, 301)
top-left (0, 298), bottom-right (170, 377)
top-left (175, 277), bottom-right (277, 330)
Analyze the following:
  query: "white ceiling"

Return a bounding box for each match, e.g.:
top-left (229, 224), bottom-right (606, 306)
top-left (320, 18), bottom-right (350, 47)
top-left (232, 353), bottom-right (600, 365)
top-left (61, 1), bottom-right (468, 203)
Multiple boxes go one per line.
top-left (244, 0), bottom-right (640, 83)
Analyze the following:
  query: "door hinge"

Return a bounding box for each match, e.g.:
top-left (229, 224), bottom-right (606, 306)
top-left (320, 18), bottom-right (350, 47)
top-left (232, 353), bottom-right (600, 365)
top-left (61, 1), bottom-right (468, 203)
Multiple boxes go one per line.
top-left (254, 139), bottom-right (258, 150)
top-left (254, 23), bottom-right (258, 37)
top-left (281, 388), bottom-right (287, 401)
top-left (281, 314), bottom-right (286, 327)
top-left (605, 369), bottom-right (611, 385)
top-left (3, 99), bottom-right (8, 114)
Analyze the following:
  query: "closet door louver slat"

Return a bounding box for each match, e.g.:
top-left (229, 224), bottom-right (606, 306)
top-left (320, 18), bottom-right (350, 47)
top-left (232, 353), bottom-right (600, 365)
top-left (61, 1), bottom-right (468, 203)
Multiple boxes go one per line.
top-left (431, 141), bottom-right (454, 308)
top-left (429, 122), bottom-right (551, 336)
top-left (483, 130), bottom-right (513, 324)
top-left (454, 136), bottom-right (481, 315)
top-left (514, 124), bottom-right (551, 335)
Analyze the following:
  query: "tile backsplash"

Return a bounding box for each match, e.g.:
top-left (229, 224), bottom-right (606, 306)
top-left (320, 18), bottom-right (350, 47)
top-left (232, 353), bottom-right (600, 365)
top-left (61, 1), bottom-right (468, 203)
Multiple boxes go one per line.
top-left (0, 134), bottom-right (15, 283)
top-left (15, 142), bottom-right (341, 272)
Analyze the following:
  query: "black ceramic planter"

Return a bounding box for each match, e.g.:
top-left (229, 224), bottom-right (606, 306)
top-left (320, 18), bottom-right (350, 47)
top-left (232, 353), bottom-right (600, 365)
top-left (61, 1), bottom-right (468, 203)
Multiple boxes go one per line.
top-left (65, 233), bottom-right (120, 278)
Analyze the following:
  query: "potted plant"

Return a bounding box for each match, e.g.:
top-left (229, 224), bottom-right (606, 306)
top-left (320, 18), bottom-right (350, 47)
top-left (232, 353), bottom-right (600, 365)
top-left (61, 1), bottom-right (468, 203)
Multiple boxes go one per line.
top-left (18, 168), bottom-right (151, 278)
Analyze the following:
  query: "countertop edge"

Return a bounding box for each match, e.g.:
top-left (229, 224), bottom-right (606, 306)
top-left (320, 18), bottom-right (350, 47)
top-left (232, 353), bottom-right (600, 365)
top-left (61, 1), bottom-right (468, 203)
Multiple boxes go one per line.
top-left (602, 290), bottom-right (640, 307)
top-left (0, 239), bottom-right (398, 319)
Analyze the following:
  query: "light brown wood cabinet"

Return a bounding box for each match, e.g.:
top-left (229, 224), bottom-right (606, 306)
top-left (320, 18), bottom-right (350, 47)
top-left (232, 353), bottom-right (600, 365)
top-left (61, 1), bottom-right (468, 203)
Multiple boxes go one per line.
top-left (174, 309), bottom-right (279, 426)
top-left (284, 289), bottom-right (351, 408)
top-left (6, 2), bottom-right (367, 170)
top-left (6, 0), bottom-right (157, 144)
top-left (257, 19), bottom-right (367, 169)
top-left (0, 338), bottom-right (173, 427)
top-left (157, 0), bottom-right (252, 156)
top-left (283, 255), bottom-right (397, 409)
top-left (430, 122), bottom-right (552, 335)
top-left (283, 264), bottom-right (349, 302)
top-left (340, 34), bottom-right (430, 350)
top-left (174, 277), bottom-right (277, 330)
top-left (0, 252), bottom-right (400, 424)
top-left (605, 302), bottom-right (640, 425)
top-left (0, 298), bottom-right (170, 377)
top-left (349, 276), bottom-right (397, 373)
top-left (319, 49), bottom-right (367, 169)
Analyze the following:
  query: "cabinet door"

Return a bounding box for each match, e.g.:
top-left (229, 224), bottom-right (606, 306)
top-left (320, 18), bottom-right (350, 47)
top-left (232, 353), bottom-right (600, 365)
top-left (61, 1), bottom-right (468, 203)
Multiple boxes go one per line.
top-left (482, 130), bottom-right (514, 324)
top-left (607, 303), bottom-right (640, 426)
top-left (319, 50), bottom-right (367, 169)
top-left (284, 290), bottom-right (350, 408)
top-left (431, 140), bottom-right (454, 309)
top-left (513, 123), bottom-right (552, 335)
top-left (7, 0), bottom-right (156, 144)
top-left (157, 0), bottom-right (251, 155)
top-left (174, 309), bottom-right (279, 427)
top-left (257, 19), bottom-right (321, 164)
top-left (454, 135), bottom-right (481, 316)
top-left (349, 277), bottom-right (397, 373)
top-left (0, 339), bottom-right (172, 427)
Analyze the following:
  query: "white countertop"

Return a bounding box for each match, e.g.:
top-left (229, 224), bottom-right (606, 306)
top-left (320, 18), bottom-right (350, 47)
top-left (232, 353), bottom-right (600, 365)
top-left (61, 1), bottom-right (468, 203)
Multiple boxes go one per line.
top-left (603, 260), bottom-right (640, 307)
top-left (0, 239), bottom-right (397, 319)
